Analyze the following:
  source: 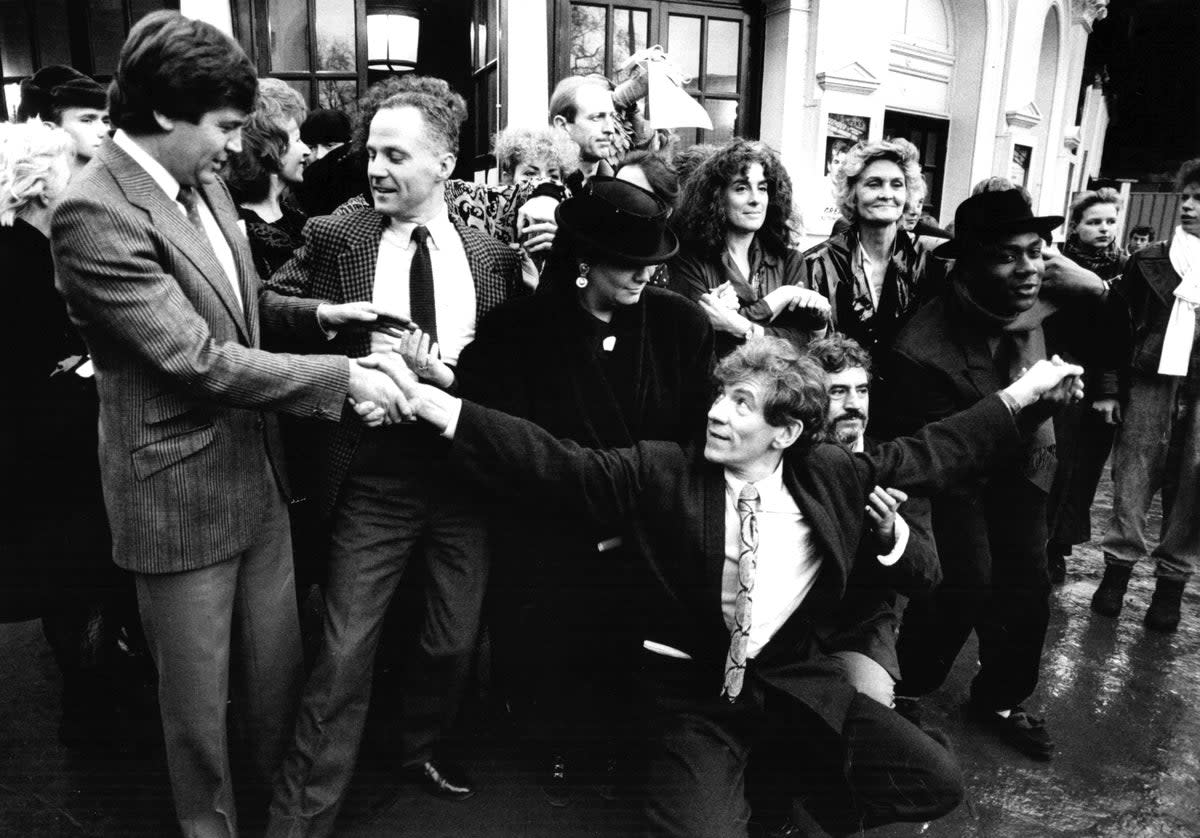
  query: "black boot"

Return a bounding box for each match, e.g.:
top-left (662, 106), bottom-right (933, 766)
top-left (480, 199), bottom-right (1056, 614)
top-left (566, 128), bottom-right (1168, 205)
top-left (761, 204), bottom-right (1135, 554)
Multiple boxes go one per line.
top-left (1144, 577), bottom-right (1186, 633)
top-left (1091, 563), bottom-right (1132, 617)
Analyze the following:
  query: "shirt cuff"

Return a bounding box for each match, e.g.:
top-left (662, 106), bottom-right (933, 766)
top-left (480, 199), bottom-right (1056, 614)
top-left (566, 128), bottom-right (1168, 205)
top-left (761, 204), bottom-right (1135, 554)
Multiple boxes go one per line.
top-left (997, 390), bottom-right (1021, 416)
top-left (440, 396), bottom-right (464, 439)
top-left (315, 309), bottom-right (338, 340)
top-left (877, 514), bottom-right (910, 567)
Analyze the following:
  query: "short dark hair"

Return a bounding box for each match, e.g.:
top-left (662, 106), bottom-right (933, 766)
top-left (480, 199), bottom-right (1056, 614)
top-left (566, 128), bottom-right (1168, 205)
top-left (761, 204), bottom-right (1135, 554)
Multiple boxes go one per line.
top-left (714, 337), bottom-right (828, 446)
top-left (108, 11), bottom-right (256, 134)
top-left (301, 108), bottom-right (351, 146)
top-left (617, 150), bottom-right (679, 207)
top-left (803, 334), bottom-right (873, 378)
top-left (375, 75), bottom-right (467, 157)
top-left (1129, 224), bottom-right (1155, 239)
top-left (1175, 158), bottom-right (1200, 191)
top-left (548, 75), bottom-right (613, 125)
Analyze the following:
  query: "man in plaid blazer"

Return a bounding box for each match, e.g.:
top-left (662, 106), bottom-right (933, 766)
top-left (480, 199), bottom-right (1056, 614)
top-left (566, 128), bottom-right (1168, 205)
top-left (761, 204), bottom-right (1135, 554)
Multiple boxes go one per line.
top-left (263, 77), bottom-right (523, 837)
top-left (51, 13), bottom-right (406, 837)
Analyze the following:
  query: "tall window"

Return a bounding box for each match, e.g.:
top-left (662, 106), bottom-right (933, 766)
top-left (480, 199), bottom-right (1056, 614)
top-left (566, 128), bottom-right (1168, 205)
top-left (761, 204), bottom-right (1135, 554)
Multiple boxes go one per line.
top-left (554, 0), bottom-right (755, 145)
top-left (253, 0), bottom-right (363, 111)
top-left (470, 0), bottom-right (501, 173)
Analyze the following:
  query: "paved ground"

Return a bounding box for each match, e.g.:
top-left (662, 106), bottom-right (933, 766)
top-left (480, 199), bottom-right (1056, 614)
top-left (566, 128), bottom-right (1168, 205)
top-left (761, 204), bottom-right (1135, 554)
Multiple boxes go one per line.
top-left (2, 472), bottom-right (1198, 837)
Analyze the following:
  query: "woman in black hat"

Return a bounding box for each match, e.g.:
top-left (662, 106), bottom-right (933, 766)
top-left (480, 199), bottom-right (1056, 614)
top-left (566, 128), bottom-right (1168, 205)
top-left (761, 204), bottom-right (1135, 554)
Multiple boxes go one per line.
top-left (18, 65), bottom-right (109, 176)
top-left (671, 138), bottom-right (829, 358)
top-left (454, 177), bottom-right (714, 807)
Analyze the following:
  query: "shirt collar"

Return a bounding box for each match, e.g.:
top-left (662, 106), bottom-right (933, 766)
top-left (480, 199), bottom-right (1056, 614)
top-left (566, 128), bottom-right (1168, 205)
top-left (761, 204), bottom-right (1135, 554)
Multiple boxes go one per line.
top-left (724, 461), bottom-right (785, 501)
top-left (385, 203), bottom-right (455, 249)
top-left (112, 129), bottom-right (181, 205)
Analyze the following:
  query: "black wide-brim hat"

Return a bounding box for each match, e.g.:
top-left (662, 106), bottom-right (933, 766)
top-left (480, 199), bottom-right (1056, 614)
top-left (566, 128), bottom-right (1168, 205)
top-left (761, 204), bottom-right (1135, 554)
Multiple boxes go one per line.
top-left (555, 176), bottom-right (678, 265)
top-left (935, 188), bottom-right (1064, 258)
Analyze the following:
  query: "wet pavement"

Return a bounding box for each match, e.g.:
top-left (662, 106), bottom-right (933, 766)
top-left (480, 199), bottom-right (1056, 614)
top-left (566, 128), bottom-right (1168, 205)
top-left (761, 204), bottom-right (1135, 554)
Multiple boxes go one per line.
top-left (2, 472), bottom-right (1198, 837)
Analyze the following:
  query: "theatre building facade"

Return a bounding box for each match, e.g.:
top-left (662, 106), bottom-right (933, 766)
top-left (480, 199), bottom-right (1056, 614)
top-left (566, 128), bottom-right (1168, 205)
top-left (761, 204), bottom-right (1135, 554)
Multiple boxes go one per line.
top-left (1, 0), bottom-right (1111, 234)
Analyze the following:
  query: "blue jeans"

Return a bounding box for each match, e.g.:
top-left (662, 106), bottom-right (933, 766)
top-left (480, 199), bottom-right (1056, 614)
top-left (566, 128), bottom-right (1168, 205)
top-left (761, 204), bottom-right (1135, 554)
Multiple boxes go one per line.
top-left (1100, 371), bottom-right (1200, 580)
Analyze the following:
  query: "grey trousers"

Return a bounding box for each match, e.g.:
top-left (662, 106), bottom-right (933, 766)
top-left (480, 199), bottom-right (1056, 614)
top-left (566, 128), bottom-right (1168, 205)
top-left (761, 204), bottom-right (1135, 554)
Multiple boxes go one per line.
top-left (1101, 370), bottom-right (1200, 579)
top-left (136, 493), bottom-right (301, 838)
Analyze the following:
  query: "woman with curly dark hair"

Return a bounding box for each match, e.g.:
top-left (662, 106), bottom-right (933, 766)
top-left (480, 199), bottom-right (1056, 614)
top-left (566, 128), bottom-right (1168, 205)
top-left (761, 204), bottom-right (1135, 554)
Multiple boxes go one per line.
top-left (670, 138), bottom-right (829, 357)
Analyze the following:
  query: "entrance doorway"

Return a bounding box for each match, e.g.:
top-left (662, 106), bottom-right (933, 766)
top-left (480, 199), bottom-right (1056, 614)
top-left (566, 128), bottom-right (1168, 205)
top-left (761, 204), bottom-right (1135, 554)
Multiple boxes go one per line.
top-left (883, 110), bottom-right (949, 218)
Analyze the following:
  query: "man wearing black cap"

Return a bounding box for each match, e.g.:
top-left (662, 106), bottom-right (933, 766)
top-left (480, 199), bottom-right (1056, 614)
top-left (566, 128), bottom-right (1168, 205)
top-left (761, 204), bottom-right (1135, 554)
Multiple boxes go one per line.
top-left (18, 65), bottom-right (110, 175)
top-left (263, 75), bottom-right (523, 836)
top-left (883, 189), bottom-right (1102, 761)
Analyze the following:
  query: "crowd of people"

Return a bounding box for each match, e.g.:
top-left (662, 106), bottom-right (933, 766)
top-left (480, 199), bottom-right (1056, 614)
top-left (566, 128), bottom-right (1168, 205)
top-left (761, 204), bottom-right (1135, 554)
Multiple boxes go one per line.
top-left (1, 10), bottom-right (1198, 838)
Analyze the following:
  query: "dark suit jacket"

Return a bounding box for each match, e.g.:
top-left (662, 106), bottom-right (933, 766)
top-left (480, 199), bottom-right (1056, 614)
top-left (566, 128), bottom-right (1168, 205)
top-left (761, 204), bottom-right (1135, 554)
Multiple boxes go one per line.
top-left (1106, 241), bottom-right (1193, 391)
top-left (263, 204), bottom-right (523, 512)
top-left (52, 139), bottom-right (350, 574)
top-left (447, 394), bottom-right (1020, 732)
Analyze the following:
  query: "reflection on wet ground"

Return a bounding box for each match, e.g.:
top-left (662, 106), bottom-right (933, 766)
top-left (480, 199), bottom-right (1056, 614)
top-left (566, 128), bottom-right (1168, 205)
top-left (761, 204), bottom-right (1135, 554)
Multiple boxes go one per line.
top-left (1, 474), bottom-right (1197, 837)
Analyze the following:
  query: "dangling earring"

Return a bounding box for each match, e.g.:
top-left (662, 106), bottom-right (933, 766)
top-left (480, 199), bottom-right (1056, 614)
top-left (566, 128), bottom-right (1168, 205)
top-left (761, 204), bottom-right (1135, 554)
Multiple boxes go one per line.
top-left (575, 262), bottom-right (590, 289)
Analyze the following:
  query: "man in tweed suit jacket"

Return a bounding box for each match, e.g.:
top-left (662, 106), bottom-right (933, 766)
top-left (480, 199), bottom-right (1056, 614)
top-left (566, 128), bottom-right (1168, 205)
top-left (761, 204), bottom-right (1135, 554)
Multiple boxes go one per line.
top-left (51, 14), bottom-right (407, 837)
top-left (263, 77), bottom-right (523, 837)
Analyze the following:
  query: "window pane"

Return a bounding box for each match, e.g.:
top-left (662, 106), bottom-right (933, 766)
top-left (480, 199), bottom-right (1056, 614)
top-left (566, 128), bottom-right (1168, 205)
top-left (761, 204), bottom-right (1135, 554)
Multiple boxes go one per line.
top-left (706, 19), bottom-right (740, 95)
top-left (181, 0), bottom-right (235, 37)
top-left (0, 0), bottom-right (33, 77)
top-left (318, 78), bottom-right (357, 111)
top-left (316, 0), bottom-right (355, 71)
top-left (270, 0), bottom-right (310, 71)
top-left (612, 8), bottom-right (648, 72)
top-left (4, 81), bottom-right (22, 121)
top-left (281, 78), bottom-right (311, 106)
top-left (569, 4), bottom-right (606, 77)
top-left (35, 0), bottom-right (72, 67)
top-left (704, 99), bottom-right (737, 143)
top-left (667, 15), bottom-right (701, 89)
top-left (89, 0), bottom-right (126, 76)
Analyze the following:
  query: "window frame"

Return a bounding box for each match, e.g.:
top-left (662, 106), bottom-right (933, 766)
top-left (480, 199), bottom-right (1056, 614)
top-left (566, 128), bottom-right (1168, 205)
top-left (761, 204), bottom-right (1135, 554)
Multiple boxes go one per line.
top-left (552, 0), bottom-right (758, 145)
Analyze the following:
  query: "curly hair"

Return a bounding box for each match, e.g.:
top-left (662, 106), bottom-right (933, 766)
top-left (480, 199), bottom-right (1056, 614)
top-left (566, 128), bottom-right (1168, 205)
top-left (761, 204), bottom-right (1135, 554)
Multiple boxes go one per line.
top-left (1175, 158), bottom-right (1200, 191)
top-left (802, 334), bottom-right (873, 378)
top-left (0, 121), bottom-right (73, 226)
top-left (674, 139), bottom-right (796, 255)
top-left (833, 138), bottom-right (926, 221)
top-left (225, 79), bottom-right (309, 204)
top-left (1068, 187), bottom-right (1121, 229)
top-left (714, 336), bottom-right (828, 446)
top-left (108, 11), bottom-right (256, 134)
top-left (492, 125), bottom-right (579, 180)
top-left (376, 76), bottom-right (467, 157)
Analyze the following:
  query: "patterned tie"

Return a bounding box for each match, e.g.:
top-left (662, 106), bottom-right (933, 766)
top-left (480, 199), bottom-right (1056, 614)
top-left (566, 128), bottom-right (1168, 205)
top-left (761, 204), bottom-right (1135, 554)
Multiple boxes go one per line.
top-left (723, 482), bottom-right (760, 701)
top-left (177, 186), bottom-right (207, 237)
top-left (409, 225), bottom-right (437, 344)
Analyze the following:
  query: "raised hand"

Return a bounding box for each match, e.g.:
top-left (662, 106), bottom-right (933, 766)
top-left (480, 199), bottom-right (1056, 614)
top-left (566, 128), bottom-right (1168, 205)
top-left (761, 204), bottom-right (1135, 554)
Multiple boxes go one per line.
top-left (865, 486), bottom-right (908, 553)
top-left (397, 328), bottom-right (454, 389)
top-left (517, 195), bottom-right (560, 255)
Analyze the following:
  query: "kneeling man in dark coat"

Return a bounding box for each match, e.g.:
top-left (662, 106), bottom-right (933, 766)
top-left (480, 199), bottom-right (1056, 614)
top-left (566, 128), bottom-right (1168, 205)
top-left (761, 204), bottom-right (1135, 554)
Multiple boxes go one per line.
top-left (358, 337), bottom-right (1082, 837)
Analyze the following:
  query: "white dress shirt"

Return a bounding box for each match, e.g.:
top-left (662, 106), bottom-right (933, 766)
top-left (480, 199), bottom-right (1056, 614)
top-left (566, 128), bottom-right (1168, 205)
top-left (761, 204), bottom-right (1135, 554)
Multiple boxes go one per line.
top-left (372, 206), bottom-right (477, 365)
top-left (722, 465), bottom-right (823, 659)
top-left (112, 130), bottom-right (243, 311)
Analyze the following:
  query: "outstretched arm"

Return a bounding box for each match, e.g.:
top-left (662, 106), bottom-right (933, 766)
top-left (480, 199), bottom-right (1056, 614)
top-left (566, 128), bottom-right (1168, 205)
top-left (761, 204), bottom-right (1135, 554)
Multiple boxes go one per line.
top-left (358, 353), bottom-right (664, 530)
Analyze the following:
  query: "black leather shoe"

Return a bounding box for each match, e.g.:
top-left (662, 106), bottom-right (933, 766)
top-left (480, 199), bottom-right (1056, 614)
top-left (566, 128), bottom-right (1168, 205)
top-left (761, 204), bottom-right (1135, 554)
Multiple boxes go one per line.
top-left (542, 753), bottom-right (570, 808)
top-left (967, 703), bottom-right (1053, 761)
top-left (406, 760), bottom-right (476, 801)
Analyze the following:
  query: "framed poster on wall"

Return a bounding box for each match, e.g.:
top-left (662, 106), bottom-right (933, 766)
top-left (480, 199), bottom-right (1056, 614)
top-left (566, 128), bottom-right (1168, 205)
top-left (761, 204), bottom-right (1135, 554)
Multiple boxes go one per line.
top-left (1011, 144), bottom-right (1032, 188)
